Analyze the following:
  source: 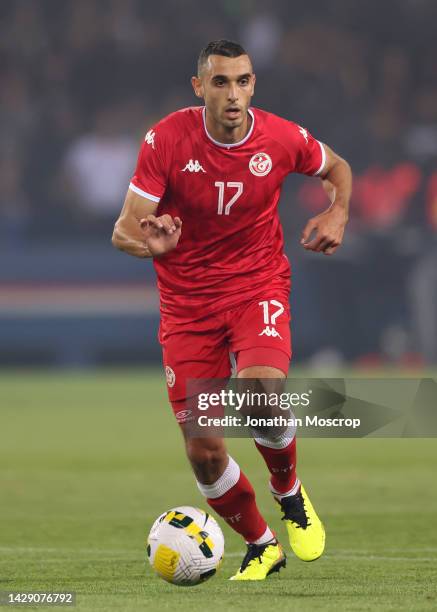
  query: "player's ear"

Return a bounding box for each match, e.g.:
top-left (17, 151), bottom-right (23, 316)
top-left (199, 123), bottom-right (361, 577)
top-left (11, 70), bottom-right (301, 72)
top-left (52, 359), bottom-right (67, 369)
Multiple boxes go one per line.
top-left (191, 76), bottom-right (204, 99)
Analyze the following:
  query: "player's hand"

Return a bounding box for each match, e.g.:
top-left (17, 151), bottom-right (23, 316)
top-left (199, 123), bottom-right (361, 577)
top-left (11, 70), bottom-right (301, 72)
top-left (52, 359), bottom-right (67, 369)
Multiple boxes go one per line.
top-left (300, 207), bottom-right (347, 255)
top-left (140, 214), bottom-right (182, 256)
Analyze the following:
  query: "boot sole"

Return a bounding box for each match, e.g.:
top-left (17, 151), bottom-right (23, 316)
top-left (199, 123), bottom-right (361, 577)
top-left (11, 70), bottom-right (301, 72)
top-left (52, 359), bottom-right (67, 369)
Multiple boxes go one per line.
top-left (266, 555), bottom-right (287, 576)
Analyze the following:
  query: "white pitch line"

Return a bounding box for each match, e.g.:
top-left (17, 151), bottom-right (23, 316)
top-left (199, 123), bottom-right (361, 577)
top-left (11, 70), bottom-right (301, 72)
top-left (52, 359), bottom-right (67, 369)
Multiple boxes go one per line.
top-left (1, 547), bottom-right (436, 563)
top-left (224, 552), bottom-right (437, 562)
top-left (0, 547), bottom-right (139, 555)
top-left (325, 547), bottom-right (437, 553)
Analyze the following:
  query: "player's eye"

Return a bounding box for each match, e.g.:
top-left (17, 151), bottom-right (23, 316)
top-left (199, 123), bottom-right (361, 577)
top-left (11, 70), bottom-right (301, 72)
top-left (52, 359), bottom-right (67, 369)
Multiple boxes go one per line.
top-left (239, 78), bottom-right (249, 86)
top-left (214, 80), bottom-right (225, 87)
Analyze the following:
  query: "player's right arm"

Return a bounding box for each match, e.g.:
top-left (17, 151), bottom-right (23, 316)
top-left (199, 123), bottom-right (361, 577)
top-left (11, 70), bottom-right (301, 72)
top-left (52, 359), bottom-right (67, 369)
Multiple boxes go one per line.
top-left (111, 189), bottom-right (182, 258)
top-left (112, 121), bottom-right (182, 258)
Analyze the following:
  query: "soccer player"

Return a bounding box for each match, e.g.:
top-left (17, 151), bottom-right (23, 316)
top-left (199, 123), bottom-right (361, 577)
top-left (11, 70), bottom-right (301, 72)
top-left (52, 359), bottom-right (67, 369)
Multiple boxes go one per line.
top-left (112, 40), bottom-right (352, 580)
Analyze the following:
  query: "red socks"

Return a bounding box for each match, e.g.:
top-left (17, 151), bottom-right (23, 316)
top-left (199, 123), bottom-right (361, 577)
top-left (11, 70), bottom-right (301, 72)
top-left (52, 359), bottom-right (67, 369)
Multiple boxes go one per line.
top-left (195, 437), bottom-right (299, 545)
top-left (207, 471), bottom-right (269, 542)
top-left (255, 436), bottom-right (298, 495)
top-left (196, 456), bottom-right (274, 544)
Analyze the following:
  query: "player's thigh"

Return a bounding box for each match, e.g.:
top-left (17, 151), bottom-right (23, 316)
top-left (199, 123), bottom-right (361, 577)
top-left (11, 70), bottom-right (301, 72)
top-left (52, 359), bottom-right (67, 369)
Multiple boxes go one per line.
top-left (236, 364), bottom-right (286, 420)
top-left (238, 365), bottom-right (285, 379)
top-left (229, 292), bottom-right (291, 376)
top-left (159, 316), bottom-right (231, 414)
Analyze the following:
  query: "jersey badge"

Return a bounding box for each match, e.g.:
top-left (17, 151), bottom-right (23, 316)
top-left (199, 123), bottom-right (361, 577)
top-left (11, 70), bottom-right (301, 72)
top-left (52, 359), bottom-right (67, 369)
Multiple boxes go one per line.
top-left (249, 152), bottom-right (272, 177)
top-left (181, 159), bottom-right (206, 173)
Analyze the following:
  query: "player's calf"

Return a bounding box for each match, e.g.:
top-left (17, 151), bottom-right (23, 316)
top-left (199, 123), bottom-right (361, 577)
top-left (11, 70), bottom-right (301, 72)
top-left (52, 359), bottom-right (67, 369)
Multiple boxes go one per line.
top-left (183, 434), bottom-right (228, 484)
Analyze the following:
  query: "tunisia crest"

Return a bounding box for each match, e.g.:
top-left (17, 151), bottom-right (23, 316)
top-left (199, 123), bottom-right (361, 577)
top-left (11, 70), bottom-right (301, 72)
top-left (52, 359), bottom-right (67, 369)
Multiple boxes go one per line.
top-left (249, 152), bottom-right (272, 177)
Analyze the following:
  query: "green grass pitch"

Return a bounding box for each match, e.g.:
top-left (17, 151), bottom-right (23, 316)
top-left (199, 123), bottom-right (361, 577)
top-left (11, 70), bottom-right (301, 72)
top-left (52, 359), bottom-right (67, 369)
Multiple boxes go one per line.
top-left (1, 369), bottom-right (437, 611)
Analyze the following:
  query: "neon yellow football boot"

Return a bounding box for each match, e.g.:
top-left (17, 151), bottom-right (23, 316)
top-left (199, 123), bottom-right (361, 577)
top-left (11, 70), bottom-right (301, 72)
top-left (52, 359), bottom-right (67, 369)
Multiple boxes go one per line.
top-left (276, 484), bottom-right (325, 562)
top-left (229, 541), bottom-right (286, 581)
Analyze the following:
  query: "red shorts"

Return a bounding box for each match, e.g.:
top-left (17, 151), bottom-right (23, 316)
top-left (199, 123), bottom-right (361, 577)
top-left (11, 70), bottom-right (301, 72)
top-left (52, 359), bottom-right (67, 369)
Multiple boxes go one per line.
top-left (159, 290), bottom-right (291, 412)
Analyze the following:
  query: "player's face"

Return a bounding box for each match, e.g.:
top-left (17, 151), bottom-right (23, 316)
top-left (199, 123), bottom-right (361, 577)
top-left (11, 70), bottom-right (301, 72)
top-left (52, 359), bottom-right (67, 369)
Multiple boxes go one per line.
top-left (192, 55), bottom-right (256, 130)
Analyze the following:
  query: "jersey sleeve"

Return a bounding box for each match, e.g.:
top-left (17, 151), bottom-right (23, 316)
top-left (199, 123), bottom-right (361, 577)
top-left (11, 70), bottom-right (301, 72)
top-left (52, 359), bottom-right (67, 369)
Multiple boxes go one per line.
top-left (129, 127), bottom-right (168, 202)
top-left (287, 123), bottom-right (326, 177)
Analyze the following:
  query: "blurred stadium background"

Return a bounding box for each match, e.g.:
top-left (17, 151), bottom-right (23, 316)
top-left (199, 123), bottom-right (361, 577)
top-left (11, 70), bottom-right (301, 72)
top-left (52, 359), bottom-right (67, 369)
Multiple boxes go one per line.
top-left (2, 0), bottom-right (437, 369)
top-left (2, 3), bottom-right (437, 609)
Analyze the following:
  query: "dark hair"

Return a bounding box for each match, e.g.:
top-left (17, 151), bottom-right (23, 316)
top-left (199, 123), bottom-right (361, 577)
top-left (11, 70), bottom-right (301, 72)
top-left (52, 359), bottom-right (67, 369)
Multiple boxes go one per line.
top-left (198, 39), bottom-right (248, 74)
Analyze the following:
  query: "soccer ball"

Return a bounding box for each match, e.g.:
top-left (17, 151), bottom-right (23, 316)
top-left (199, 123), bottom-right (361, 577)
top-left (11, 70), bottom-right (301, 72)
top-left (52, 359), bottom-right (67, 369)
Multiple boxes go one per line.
top-left (146, 506), bottom-right (224, 586)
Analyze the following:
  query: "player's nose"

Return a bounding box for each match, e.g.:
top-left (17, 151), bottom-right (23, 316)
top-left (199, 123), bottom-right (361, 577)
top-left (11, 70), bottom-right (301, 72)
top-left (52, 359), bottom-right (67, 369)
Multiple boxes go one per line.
top-left (227, 84), bottom-right (238, 101)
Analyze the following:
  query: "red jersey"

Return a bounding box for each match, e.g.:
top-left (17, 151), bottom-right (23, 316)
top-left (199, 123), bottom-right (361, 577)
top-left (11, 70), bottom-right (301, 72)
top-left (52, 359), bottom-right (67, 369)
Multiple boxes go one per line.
top-left (130, 106), bottom-right (325, 322)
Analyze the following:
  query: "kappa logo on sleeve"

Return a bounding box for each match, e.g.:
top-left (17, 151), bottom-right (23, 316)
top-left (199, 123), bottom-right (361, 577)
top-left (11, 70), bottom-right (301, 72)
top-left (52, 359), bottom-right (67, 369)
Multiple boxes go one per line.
top-left (145, 129), bottom-right (156, 149)
top-left (298, 126), bottom-right (309, 144)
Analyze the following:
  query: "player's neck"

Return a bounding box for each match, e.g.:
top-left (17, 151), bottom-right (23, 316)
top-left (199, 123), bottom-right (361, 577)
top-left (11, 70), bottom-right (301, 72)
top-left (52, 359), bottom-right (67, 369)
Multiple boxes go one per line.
top-left (205, 110), bottom-right (252, 145)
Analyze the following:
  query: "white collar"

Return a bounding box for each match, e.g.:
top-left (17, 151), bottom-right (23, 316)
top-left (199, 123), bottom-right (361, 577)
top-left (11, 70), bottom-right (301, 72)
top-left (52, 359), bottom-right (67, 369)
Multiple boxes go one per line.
top-left (202, 107), bottom-right (255, 148)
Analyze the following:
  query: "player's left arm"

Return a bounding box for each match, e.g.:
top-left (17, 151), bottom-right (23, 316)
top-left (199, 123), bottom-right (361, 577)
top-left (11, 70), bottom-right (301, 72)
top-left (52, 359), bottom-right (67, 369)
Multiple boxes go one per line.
top-left (301, 144), bottom-right (352, 255)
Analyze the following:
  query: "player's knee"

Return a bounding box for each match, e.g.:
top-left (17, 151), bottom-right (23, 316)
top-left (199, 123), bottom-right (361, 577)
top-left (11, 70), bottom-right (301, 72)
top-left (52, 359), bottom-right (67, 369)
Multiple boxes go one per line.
top-left (185, 438), bottom-right (227, 476)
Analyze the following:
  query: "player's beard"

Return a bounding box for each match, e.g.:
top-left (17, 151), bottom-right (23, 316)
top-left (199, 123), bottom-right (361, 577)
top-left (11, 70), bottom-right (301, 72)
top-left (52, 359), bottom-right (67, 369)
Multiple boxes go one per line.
top-left (222, 117), bottom-right (243, 129)
top-left (220, 107), bottom-right (247, 130)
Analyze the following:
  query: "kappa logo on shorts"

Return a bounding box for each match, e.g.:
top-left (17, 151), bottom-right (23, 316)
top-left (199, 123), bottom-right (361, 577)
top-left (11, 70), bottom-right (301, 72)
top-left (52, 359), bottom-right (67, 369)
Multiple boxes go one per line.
top-left (259, 326), bottom-right (283, 339)
top-left (249, 152), bottom-right (272, 177)
top-left (258, 300), bottom-right (284, 339)
top-left (165, 365), bottom-right (176, 387)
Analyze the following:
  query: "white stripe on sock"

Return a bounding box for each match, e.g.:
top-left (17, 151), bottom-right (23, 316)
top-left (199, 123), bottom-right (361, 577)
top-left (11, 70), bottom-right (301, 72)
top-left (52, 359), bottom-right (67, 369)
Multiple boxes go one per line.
top-left (250, 526), bottom-right (276, 546)
top-left (270, 478), bottom-right (301, 500)
top-left (253, 426), bottom-right (296, 449)
top-left (196, 455), bottom-right (240, 499)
